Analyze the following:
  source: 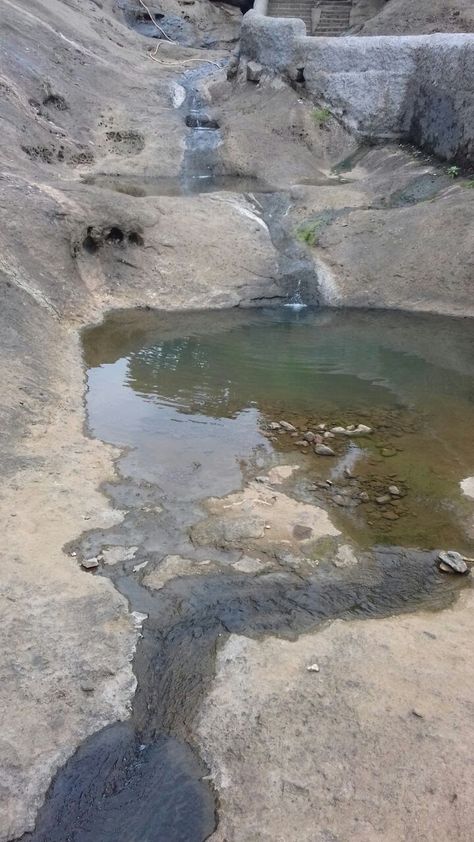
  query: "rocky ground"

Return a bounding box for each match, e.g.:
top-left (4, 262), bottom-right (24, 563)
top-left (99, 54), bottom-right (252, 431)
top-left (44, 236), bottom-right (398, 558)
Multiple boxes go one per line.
top-left (358, 0), bottom-right (474, 36)
top-left (0, 0), bottom-right (473, 840)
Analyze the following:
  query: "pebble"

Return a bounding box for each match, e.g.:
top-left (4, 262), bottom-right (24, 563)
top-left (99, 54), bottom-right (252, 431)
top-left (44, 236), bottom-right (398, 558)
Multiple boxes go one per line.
top-left (412, 708), bottom-right (424, 719)
top-left (80, 679), bottom-right (95, 694)
top-left (388, 485), bottom-right (401, 497)
top-left (269, 422), bottom-right (281, 430)
top-left (438, 550), bottom-right (468, 574)
top-left (359, 491), bottom-right (370, 502)
top-left (315, 444), bottom-right (336, 456)
top-left (316, 423), bottom-right (326, 430)
top-left (376, 495), bottom-right (391, 505)
top-left (81, 557), bottom-right (99, 569)
top-left (382, 511), bottom-right (399, 520)
top-left (295, 440), bottom-right (309, 447)
top-left (323, 431), bottom-right (335, 439)
top-left (381, 448), bottom-right (396, 458)
top-left (280, 421), bottom-right (296, 432)
top-left (307, 663), bottom-right (320, 672)
top-left (290, 432), bottom-right (299, 438)
top-left (333, 494), bottom-right (351, 507)
top-left (303, 431), bottom-right (316, 442)
top-left (330, 426), bottom-right (347, 435)
top-left (352, 424), bottom-right (372, 435)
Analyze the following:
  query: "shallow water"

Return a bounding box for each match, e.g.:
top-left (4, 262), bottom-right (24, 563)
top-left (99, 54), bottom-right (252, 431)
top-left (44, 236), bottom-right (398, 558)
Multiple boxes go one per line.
top-left (82, 172), bottom-right (276, 197)
top-left (84, 307), bottom-right (474, 552)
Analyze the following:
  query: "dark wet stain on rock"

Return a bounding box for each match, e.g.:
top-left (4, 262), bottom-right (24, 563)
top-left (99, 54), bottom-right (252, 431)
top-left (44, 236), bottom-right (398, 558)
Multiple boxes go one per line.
top-left (19, 545), bottom-right (468, 842)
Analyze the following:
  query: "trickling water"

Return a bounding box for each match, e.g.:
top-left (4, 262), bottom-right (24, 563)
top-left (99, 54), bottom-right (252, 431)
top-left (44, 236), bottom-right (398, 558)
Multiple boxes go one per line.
top-left (179, 64), bottom-right (225, 193)
top-left (284, 278), bottom-right (308, 310)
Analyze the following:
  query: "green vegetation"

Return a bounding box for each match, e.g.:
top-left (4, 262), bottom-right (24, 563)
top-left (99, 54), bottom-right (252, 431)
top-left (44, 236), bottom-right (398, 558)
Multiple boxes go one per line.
top-left (295, 220), bottom-right (323, 247)
top-left (464, 179), bottom-right (474, 188)
top-left (447, 164), bottom-right (461, 178)
top-left (312, 106), bottom-right (331, 126)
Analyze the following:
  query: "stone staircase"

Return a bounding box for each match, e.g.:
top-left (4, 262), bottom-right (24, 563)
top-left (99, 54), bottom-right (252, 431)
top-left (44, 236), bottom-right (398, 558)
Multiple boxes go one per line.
top-left (313, 0), bottom-right (352, 36)
top-left (267, 0), bottom-right (314, 34)
top-left (266, 0), bottom-right (352, 36)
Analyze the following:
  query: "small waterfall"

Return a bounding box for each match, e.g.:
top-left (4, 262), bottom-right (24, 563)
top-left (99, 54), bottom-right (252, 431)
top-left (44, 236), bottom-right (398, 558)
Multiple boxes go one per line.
top-left (284, 278), bottom-right (307, 310)
top-left (179, 65), bottom-right (224, 194)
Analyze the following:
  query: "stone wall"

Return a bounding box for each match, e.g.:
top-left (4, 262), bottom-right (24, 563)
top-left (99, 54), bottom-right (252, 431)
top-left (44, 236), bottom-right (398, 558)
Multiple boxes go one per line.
top-left (240, 12), bottom-right (474, 164)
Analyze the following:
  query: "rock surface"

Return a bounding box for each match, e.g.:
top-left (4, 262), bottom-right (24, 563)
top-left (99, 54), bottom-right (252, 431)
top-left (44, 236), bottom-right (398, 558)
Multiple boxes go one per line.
top-left (197, 598), bottom-right (474, 841)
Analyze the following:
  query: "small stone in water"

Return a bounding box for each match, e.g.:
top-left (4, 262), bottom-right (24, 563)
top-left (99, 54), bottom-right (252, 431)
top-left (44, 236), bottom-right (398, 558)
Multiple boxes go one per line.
top-left (303, 431), bottom-right (315, 442)
top-left (280, 420), bottom-right (297, 432)
top-left (307, 663), bottom-right (320, 672)
top-left (333, 494), bottom-right (351, 507)
top-left (323, 431), bottom-right (335, 439)
top-left (295, 440), bottom-right (309, 447)
top-left (376, 495), bottom-right (391, 505)
top-left (381, 448), bottom-right (397, 457)
top-left (315, 444), bottom-right (336, 456)
top-left (438, 550), bottom-right (468, 574)
top-left (359, 491), bottom-right (370, 502)
top-left (388, 485), bottom-right (401, 497)
top-left (330, 426), bottom-right (347, 435)
top-left (352, 424), bottom-right (372, 435)
top-left (81, 557), bottom-right (99, 569)
top-left (317, 423), bottom-right (326, 430)
top-left (269, 422), bottom-right (281, 430)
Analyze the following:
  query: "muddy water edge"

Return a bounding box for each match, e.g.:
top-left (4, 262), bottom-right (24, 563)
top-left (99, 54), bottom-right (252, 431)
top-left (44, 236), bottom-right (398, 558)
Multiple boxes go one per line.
top-left (18, 306), bottom-right (474, 842)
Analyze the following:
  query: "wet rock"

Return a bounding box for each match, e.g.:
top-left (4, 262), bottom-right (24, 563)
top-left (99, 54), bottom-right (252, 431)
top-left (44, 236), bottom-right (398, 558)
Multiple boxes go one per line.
top-left (315, 444), bottom-right (336, 456)
top-left (247, 60), bottom-right (263, 83)
top-left (359, 491), bottom-right (370, 503)
top-left (333, 545), bottom-right (358, 568)
top-left (232, 557), bottom-right (267, 574)
top-left (381, 448), bottom-right (397, 457)
top-left (223, 517), bottom-right (266, 542)
top-left (333, 494), bottom-right (351, 507)
top-left (101, 545), bottom-right (138, 566)
top-left (323, 431), bottom-right (335, 439)
top-left (280, 420), bottom-right (296, 432)
top-left (303, 431), bottom-right (315, 442)
top-left (382, 511), bottom-right (399, 521)
top-left (376, 495), bottom-right (391, 505)
top-left (307, 663), bottom-right (320, 672)
top-left (352, 424), bottom-right (372, 435)
top-left (81, 557), bottom-right (99, 570)
top-left (293, 524), bottom-right (313, 540)
top-left (438, 550), bottom-right (468, 574)
top-left (330, 426), bottom-right (347, 435)
top-left (269, 422), bottom-right (281, 430)
top-left (295, 440), bottom-right (309, 447)
top-left (388, 485), bottom-right (401, 497)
